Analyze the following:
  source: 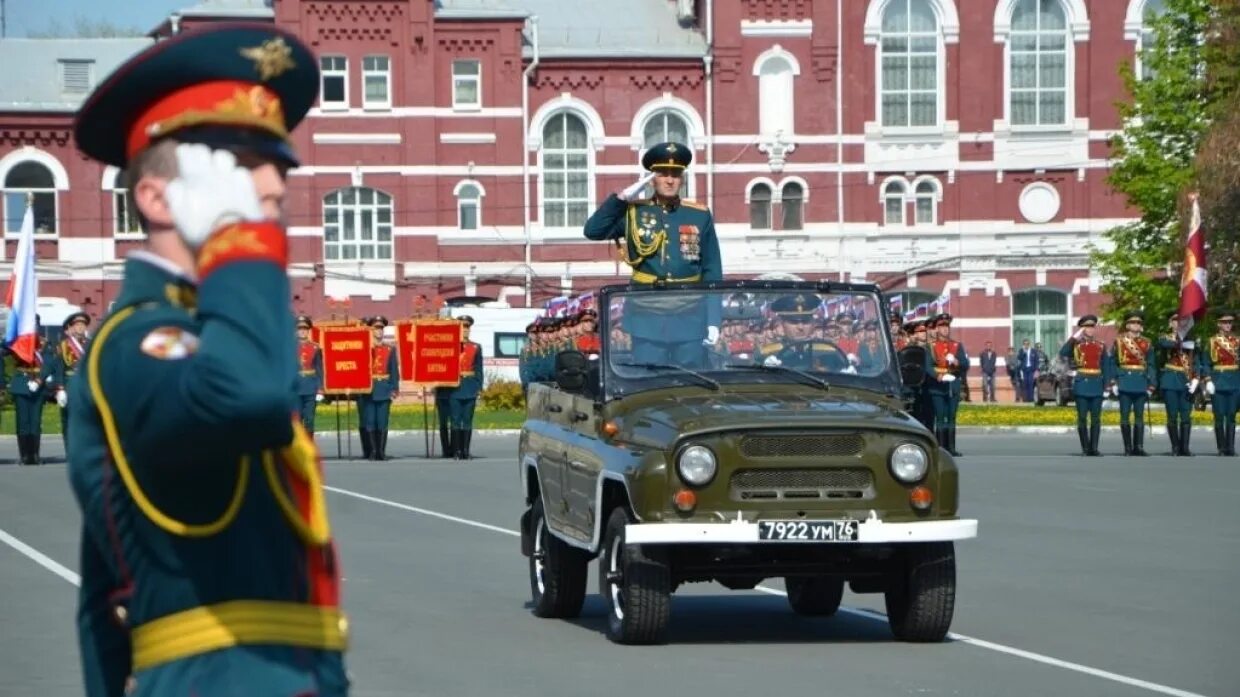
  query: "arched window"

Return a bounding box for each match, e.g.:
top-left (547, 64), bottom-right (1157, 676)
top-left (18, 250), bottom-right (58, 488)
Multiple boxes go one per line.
top-left (1008, 0), bottom-right (1069, 127)
top-left (755, 49), bottom-right (796, 136)
top-left (3, 161), bottom-right (56, 234)
top-left (541, 112), bottom-right (591, 227)
top-left (109, 169), bottom-right (141, 236)
top-left (323, 187), bottom-right (393, 261)
top-left (456, 182), bottom-right (482, 230)
top-left (641, 109), bottom-right (692, 199)
top-left (1012, 288), bottom-right (1068, 349)
top-left (883, 179), bottom-right (907, 225)
top-left (749, 182), bottom-right (772, 230)
top-left (1137, 0), bottom-right (1166, 80)
top-left (781, 181), bottom-right (804, 230)
top-left (914, 178), bottom-right (939, 224)
top-left (880, 0), bottom-right (939, 128)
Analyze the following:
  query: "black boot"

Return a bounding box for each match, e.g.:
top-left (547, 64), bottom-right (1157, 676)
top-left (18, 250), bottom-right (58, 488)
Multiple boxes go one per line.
top-left (1167, 420), bottom-right (1181, 456)
top-left (1121, 425), bottom-right (1133, 456)
top-left (1217, 425), bottom-right (1227, 456)
top-left (1227, 424), bottom-right (1237, 457)
top-left (16, 435), bottom-right (29, 465)
top-left (1088, 420), bottom-right (1102, 456)
top-left (461, 430), bottom-right (473, 460)
top-left (1132, 426), bottom-right (1148, 456)
top-left (1179, 422), bottom-right (1193, 457)
top-left (378, 431), bottom-right (388, 460)
top-left (369, 430), bottom-right (383, 461)
top-left (1077, 425), bottom-right (1090, 456)
top-left (439, 425), bottom-right (455, 459)
top-left (30, 436), bottom-right (41, 465)
top-left (946, 428), bottom-right (961, 457)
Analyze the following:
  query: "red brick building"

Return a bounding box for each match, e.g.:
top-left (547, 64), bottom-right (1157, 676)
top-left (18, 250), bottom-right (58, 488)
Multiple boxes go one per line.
top-left (0, 0), bottom-right (1166, 354)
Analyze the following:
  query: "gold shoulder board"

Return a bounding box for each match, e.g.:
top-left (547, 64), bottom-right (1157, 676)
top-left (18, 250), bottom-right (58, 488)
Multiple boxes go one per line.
top-left (680, 199), bottom-right (708, 211)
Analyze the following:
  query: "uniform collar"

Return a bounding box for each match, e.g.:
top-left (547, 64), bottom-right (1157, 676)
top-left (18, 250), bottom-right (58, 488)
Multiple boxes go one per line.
top-left (113, 250), bottom-right (199, 311)
top-left (653, 194), bottom-right (680, 211)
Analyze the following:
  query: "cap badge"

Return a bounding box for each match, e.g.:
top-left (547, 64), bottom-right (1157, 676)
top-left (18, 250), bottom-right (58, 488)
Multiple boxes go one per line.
top-left (240, 37), bottom-right (296, 82)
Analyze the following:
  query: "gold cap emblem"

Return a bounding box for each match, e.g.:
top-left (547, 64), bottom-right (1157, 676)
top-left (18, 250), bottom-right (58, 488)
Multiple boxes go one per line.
top-left (240, 37), bottom-right (296, 81)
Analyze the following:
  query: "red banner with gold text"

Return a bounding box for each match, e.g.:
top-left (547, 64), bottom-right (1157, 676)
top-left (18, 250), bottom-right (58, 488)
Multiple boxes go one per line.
top-left (398, 319), bottom-right (462, 387)
top-left (321, 326), bottom-right (372, 394)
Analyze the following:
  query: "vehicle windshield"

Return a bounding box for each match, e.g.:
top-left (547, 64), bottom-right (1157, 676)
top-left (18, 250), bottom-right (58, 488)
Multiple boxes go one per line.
top-left (602, 286), bottom-right (897, 400)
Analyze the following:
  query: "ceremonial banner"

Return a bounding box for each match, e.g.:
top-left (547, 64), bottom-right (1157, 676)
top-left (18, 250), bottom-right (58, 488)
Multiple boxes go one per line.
top-left (321, 326), bottom-right (372, 393)
top-left (403, 319), bottom-right (462, 386)
top-left (1177, 193), bottom-right (1207, 340)
top-left (308, 318), bottom-right (355, 347)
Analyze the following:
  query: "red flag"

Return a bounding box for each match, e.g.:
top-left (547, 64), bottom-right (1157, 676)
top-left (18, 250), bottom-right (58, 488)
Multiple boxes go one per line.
top-left (1176, 193), bottom-right (1207, 340)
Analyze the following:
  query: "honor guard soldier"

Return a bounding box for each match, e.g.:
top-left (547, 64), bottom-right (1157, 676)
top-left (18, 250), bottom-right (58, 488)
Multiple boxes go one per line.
top-left (583, 141), bottom-right (723, 365)
top-left (5, 314), bottom-right (49, 465)
top-left (1106, 311), bottom-right (1156, 456)
top-left (447, 315), bottom-right (484, 460)
top-left (926, 313), bottom-right (968, 457)
top-left (1158, 311), bottom-right (1200, 456)
top-left (574, 310), bottom-right (602, 355)
top-left (295, 314), bottom-right (324, 434)
top-left (759, 294), bottom-right (848, 371)
top-left (904, 319), bottom-right (935, 431)
top-left (67, 25), bottom-right (350, 697)
top-left (1060, 314), bottom-right (1107, 456)
top-left (1201, 309), bottom-right (1238, 456)
top-left (359, 315), bottom-right (398, 460)
top-left (48, 312), bottom-right (92, 449)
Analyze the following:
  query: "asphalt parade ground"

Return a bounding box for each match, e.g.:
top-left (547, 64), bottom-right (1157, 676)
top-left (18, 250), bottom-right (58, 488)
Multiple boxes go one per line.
top-left (1, 431), bottom-right (1236, 697)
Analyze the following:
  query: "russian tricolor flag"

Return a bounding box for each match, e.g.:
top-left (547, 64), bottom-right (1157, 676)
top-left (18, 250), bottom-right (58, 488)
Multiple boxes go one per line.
top-left (4, 201), bottom-right (40, 364)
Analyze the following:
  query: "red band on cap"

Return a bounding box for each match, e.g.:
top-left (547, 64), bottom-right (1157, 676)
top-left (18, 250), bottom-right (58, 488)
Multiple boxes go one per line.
top-left (196, 221), bottom-right (288, 279)
top-left (127, 80), bottom-right (287, 160)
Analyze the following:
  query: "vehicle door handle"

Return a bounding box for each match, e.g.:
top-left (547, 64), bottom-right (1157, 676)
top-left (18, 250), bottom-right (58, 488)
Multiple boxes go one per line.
top-left (548, 404), bottom-right (563, 413)
top-left (568, 460), bottom-right (591, 472)
top-left (571, 411), bottom-right (589, 422)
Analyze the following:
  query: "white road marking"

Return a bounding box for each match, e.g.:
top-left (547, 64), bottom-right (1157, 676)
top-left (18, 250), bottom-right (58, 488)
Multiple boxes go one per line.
top-left (0, 527), bottom-right (80, 587)
top-left (325, 485), bottom-right (1215, 697)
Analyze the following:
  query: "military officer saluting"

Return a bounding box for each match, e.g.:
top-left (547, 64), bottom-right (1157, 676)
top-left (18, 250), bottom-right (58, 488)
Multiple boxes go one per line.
top-left (925, 313), bottom-right (967, 457)
top-left (759, 294), bottom-right (847, 372)
top-left (1201, 309), bottom-right (1238, 456)
top-left (446, 315), bottom-right (484, 460)
top-left (1106, 311), bottom-right (1156, 456)
top-left (68, 24), bottom-right (348, 696)
top-left (47, 311), bottom-right (92, 449)
top-left (358, 315), bottom-right (398, 460)
top-left (1157, 311), bottom-right (1200, 456)
top-left (1060, 314), bottom-right (1108, 456)
top-left (295, 314), bottom-right (324, 434)
top-left (584, 141), bottom-right (722, 366)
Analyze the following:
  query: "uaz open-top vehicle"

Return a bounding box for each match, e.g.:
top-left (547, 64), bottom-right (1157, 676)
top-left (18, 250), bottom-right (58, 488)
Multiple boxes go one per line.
top-left (518, 281), bottom-right (978, 644)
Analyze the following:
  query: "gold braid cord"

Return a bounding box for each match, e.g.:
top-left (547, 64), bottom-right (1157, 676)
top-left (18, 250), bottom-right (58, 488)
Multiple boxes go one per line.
top-left (616, 205), bottom-right (666, 269)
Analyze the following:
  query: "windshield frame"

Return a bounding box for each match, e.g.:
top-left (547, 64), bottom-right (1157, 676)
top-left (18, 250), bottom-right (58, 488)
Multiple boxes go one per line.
top-left (596, 280), bottom-right (903, 402)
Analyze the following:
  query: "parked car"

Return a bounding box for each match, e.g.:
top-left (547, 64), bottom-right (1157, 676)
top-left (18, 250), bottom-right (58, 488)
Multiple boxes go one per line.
top-left (1035, 356), bottom-right (1075, 407)
top-left (517, 281), bottom-right (978, 644)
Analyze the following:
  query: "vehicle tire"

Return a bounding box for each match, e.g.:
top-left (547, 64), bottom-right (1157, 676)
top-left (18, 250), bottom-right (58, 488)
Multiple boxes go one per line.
top-left (785, 576), bottom-right (844, 616)
top-left (600, 506), bottom-right (671, 644)
top-left (528, 499), bottom-right (588, 619)
top-left (884, 542), bottom-right (956, 642)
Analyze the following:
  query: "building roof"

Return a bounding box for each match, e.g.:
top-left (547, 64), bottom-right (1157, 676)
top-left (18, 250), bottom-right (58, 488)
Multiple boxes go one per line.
top-left (436, 0), bottom-right (706, 58)
top-left (178, 0), bottom-right (275, 18)
top-left (0, 38), bottom-right (155, 112)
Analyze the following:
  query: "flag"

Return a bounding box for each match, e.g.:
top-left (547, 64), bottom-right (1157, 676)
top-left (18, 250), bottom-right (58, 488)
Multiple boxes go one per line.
top-left (1176, 193), bottom-right (1207, 340)
top-left (4, 200), bottom-right (40, 363)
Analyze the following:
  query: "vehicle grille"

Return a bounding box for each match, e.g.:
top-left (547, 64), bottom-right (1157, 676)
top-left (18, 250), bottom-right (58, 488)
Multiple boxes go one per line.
top-left (730, 468), bottom-right (875, 501)
top-left (739, 434), bottom-right (865, 458)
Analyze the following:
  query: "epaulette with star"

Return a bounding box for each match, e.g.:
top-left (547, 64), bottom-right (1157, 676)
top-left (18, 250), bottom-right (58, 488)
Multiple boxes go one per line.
top-left (680, 199), bottom-right (708, 211)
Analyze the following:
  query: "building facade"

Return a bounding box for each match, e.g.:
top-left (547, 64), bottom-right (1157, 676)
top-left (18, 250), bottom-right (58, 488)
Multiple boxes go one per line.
top-left (0, 0), bottom-right (1166, 354)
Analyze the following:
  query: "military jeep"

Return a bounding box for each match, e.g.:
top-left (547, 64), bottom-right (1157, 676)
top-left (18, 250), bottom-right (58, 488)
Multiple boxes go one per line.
top-left (518, 281), bottom-right (978, 644)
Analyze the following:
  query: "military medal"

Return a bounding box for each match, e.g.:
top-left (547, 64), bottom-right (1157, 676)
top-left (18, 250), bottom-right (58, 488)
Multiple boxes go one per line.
top-left (679, 224), bottom-right (700, 261)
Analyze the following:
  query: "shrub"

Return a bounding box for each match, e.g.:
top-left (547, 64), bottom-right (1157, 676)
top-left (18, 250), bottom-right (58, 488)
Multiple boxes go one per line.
top-left (480, 379), bottom-right (525, 411)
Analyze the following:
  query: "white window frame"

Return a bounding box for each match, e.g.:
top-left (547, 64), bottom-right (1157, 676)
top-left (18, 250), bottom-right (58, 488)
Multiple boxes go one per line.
top-left (638, 108), bottom-right (696, 200)
top-left (452, 59), bottom-right (482, 111)
top-left (912, 175), bottom-right (941, 225)
top-left (876, 0), bottom-right (944, 132)
top-left (2, 160), bottom-right (59, 237)
top-left (1011, 287), bottom-right (1070, 349)
top-left (1125, 0), bottom-right (1166, 81)
top-left (778, 178), bottom-right (807, 231)
top-left (880, 176), bottom-right (909, 226)
top-left (753, 45), bottom-right (800, 138)
top-left (319, 55), bottom-right (349, 110)
top-left (995, 0), bottom-right (1089, 133)
top-left (362, 55), bottom-right (391, 109)
top-left (454, 180), bottom-right (485, 231)
top-left (746, 179), bottom-right (775, 230)
top-left (537, 110), bottom-right (593, 230)
top-left (322, 187), bottom-right (394, 262)
top-left (104, 168), bottom-right (141, 238)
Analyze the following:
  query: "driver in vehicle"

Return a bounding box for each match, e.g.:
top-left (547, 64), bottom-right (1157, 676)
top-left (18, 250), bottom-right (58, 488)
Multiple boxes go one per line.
top-left (758, 294), bottom-right (849, 372)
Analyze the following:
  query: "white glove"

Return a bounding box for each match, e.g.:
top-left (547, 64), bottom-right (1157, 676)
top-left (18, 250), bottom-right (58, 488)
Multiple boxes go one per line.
top-left (26, 380), bottom-right (39, 392)
top-left (617, 172), bottom-right (656, 201)
top-left (1181, 340), bottom-right (1196, 350)
top-left (847, 353), bottom-right (859, 365)
top-left (1188, 378), bottom-right (1199, 393)
top-left (946, 353), bottom-right (957, 365)
top-left (56, 390), bottom-right (68, 408)
top-left (841, 365), bottom-right (858, 375)
top-left (764, 354), bottom-right (782, 367)
top-left (1072, 328), bottom-right (1083, 340)
top-left (703, 326), bottom-right (720, 346)
top-left (315, 393), bottom-right (325, 402)
top-left (1069, 370), bottom-right (1077, 377)
top-left (164, 144), bottom-right (264, 249)
top-left (1207, 381), bottom-right (1216, 395)
top-left (1109, 385), bottom-right (1119, 397)
top-left (940, 374), bottom-right (957, 383)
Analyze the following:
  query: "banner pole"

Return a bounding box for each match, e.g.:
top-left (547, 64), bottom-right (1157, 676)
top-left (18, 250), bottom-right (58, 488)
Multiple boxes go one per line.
top-left (335, 399), bottom-right (342, 460)
top-left (346, 390), bottom-right (353, 460)
top-left (423, 389), bottom-right (431, 458)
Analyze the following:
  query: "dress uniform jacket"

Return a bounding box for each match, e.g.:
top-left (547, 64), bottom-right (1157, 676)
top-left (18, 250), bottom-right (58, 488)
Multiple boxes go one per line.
top-left (1202, 333), bottom-right (1239, 393)
top-left (1156, 336), bottom-right (1198, 393)
top-left (369, 343), bottom-right (399, 401)
top-left (1060, 336), bottom-right (1109, 399)
top-left (297, 339), bottom-right (323, 397)
top-left (1108, 336), bottom-right (1156, 393)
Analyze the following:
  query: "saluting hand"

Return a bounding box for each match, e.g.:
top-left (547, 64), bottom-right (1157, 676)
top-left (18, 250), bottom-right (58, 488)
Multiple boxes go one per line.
top-left (165, 144), bottom-right (264, 249)
top-left (617, 172), bottom-right (656, 201)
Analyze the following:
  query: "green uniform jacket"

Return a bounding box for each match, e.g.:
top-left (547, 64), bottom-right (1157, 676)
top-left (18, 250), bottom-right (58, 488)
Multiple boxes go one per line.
top-left (1107, 335), bottom-right (1156, 393)
top-left (368, 345), bottom-right (399, 401)
top-left (1059, 336), bottom-right (1109, 398)
top-left (1156, 336), bottom-right (1199, 392)
top-left (66, 237), bottom-right (347, 696)
top-left (451, 341), bottom-right (485, 400)
top-left (1201, 334), bottom-right (1240, 392)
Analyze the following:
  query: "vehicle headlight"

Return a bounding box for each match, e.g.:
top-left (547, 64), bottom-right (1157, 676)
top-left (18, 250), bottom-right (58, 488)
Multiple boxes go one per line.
top-left (889, 443), bottom-right (929, 483)
top-left (677, 445), bottom-right (717, 486)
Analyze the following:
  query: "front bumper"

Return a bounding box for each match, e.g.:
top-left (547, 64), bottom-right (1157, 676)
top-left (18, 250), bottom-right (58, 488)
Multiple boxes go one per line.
top-left (624, 517), bottom-right (977, 545)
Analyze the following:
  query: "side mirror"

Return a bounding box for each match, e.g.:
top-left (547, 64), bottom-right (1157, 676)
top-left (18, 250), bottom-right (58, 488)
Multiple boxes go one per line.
top-left (555, 350), bottom-right (588, 392)
top-left (898, 346), bottom-right (927, 387)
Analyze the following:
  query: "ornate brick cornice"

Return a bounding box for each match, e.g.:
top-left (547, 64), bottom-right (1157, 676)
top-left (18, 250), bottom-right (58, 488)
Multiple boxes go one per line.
top-left (534, 72), bottom-right (604, 91)
top-left (713, 45), bottom-right (743, 83)
top-left (307, 1), bottom-right (404, 46)
top-left (0, 129), bottom-right (71, 147)
top-left (744, 0), bottom-right (811, 21)
top-left (811, 46), bottom-right (838, 82)
top-left (437, 37), bottom-right (496, 53)
top-left (628, 73), bottom-right (703, 91)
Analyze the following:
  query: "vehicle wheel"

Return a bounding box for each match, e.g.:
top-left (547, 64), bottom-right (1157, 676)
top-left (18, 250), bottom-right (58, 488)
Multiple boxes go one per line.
top-left (884, 542), bottom-right (956, 642)
top-left (528, 499), bottom-right (588, 619)
top-left (785, 576), bottom-right (844, 616)
top-left (599, 506), bottom-right (671, 644)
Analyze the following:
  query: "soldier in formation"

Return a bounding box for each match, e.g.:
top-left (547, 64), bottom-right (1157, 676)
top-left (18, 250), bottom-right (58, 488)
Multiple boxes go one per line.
top-left (295, 314), bottom-right (324, 435)
top-left (1157, 311), bottom-right (1199, 456)
top-left (1059, 314), bottom-right (1107, 456)
top-left (1202, 309), bottom-right (1237, 456)
top-left (519, 311), bottom-right (601, 391)
top-left (1107, 311), bottom-right (1156, 456)
top-left (48, 311), bottom-right (92, 449)
top-left (358, 315), bottom-right (398, 460)
top-left (904, 318), bottom-right (935, 431)
top-left (5, 316), bottom-right (49, 465)
top-left (926, 313), bottom-right (967, 457)
top-left (444, 315), bottom-right (484, 460)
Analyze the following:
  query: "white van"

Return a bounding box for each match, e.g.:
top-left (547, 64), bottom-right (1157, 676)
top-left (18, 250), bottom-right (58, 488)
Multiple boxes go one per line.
top-left (439, 302), bottom-right (544, 383)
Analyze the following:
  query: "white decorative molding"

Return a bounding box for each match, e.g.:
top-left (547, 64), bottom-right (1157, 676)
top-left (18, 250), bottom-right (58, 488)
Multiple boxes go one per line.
top-left (527, 93), bottom-right (607, 152)
top-left (312, 133), bottom-right (402, 145)
top-left (57, 238), bottom-right (115, 264)
top-left (1018, 183), bottom-right (1062, 224)
top-left (752, 44), bottom-right (802, 76)
top-left (307, 106), bottom-right (523, 118)
top-left (864, 0), bottom-right (961, 44)
top-left (864, 121), bottom-right (961, 170)
top-left (991, 119), bottom-right (1091, 171)
top-left (323, 261), bottom-right (397, 301)
top-left (100, 165), bottom-right (120, 190)
top-left (0, 147), bottom-right (71, 190)
top-left (994, 0), bottom-right (1090, 42)
top-left (439, 132), bottom-right (498, 144)
top-left (741, 19), bottom-right (813, 38)
top-left (1124, 0), bottom-right (1158, 41)
top-left (758, 131), bottom-right (796, 172)
top-left (453, 179), bottom-right (487, 197)
top-left (629, 93), bottom-right (707, 146)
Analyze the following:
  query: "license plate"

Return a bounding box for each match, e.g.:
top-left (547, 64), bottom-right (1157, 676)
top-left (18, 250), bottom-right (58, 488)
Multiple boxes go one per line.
top-left (757, 520), bottom-right (858, 542)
